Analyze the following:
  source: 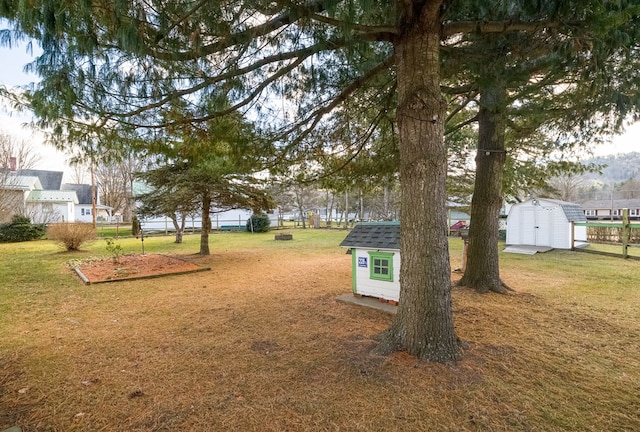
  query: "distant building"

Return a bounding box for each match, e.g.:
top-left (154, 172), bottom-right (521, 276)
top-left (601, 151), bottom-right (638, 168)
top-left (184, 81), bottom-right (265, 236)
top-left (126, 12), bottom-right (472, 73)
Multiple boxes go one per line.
top-left (61, 183), bottom-right (113, 223)
top-left (506, 198), bottom-right (587, 250)
top-left (0, 168), bottom-right (110, 224)
top-left (581, 199), bottom-right (640, 220)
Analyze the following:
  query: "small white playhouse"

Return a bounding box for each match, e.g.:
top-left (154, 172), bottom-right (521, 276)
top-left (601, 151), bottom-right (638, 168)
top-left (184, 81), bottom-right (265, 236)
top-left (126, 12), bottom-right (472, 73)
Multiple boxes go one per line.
top-left (506, 198), bottom-right (587, 250)
top-left (340, 222), bottom-right (401, 303)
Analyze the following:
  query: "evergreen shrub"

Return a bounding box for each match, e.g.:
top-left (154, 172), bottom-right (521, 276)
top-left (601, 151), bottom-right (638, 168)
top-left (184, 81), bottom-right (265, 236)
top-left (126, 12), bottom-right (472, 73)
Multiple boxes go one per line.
top-left (132, 215), bottom-right (141, 237)
top-left (0, 215), bottom-right (45, 242)
top-left (246, 213), bottom-right (271, 233)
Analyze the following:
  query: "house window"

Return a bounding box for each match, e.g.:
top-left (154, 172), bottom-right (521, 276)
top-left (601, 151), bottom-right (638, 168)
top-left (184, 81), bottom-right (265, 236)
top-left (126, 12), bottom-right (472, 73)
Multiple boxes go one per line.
top-left (585, 210), bottom-right (596, 217)
top-left (631, 209), bottom-right (638, 216)
top-left (81, 208), bottom-right (85, 216)
top-left (368, 251), bottom-right (394, 282)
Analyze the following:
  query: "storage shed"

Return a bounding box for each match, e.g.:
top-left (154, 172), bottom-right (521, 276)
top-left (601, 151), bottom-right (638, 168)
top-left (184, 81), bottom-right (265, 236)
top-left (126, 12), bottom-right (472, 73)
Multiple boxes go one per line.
top-left (506, 198), bottom-right (587, 250)
top-left (340, 222), bottom-right (401, 303)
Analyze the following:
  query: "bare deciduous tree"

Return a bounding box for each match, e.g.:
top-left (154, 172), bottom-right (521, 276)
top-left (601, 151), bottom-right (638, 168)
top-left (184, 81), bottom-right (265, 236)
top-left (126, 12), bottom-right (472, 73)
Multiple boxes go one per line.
top-left (0, 130), bottom-right (42, 170)
top-left (548, 174), bottom-right (585, 202)
top-left (0, 130), bottom-right (43, 222)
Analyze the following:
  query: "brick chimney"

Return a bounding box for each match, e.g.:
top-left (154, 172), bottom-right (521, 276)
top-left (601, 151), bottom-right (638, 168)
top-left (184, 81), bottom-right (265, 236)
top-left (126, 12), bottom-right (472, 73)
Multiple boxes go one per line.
top-left (9, 157), bottom-right (17, 172)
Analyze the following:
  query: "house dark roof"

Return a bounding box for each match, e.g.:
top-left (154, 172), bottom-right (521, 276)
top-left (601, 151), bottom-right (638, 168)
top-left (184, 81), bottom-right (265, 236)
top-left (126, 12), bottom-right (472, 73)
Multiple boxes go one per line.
top-left (340, 222), bottom-right (401, 250)
top-left (582, 199), bottom-right (640, 210)
top-left (62, 183), bottom-right (93, 205)
top-left (17, 169), bottom-right (63, 191)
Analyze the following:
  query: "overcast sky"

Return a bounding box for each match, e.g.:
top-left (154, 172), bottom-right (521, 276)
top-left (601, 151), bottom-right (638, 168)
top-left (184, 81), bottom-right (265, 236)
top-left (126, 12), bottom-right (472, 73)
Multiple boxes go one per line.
top-left (0, 26), bottom-right (637, 177)
top-left (0, 32), bottom-right (70, 175)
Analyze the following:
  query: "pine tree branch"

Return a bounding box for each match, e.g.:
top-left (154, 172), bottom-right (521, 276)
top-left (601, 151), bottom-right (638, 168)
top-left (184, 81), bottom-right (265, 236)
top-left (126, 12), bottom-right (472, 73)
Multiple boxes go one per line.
top-left (152, 0), bottom-right (210, 45)
top-left (445, 114), bottom-right (478, 136)
top-left (443, 20), bottom-right (574, 37)
top-left (78, 39), bottom-right (347, 122)
top-left (307, 13), bottom-right (397, 41)
top-left (445, 92), bottom-right (477, 129)
top-left (274, 55), bottom-right (395, 148)
top-left (441, 84), bottom-right (477, 95)
top-left (142, 0), bottom-right (329, 61)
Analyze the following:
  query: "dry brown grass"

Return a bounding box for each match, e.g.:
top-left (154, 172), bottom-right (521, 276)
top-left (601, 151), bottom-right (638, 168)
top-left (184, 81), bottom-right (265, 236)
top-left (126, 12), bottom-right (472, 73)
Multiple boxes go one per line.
top-left (1, 233), bottom-right (639, 431)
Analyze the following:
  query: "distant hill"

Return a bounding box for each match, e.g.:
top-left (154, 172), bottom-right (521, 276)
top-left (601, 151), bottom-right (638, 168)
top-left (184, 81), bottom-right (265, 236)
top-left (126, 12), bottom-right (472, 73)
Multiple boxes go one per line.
top-left (582, 152), bottom-right (640, 183)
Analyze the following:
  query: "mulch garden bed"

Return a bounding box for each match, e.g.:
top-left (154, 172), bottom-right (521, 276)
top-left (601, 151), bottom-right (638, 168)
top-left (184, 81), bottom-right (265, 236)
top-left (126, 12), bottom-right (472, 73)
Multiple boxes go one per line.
top-left (73, 253), bottom-right (210, 284)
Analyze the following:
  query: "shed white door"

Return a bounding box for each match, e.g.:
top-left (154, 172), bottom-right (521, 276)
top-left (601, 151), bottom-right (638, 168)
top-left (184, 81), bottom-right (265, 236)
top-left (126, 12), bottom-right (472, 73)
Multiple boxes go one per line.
top-left (520, 206), bottom-right (554, 246)
top-left (521, 208), bottom-right (536, 244)
top-left (536, 207), bottom-right (554, 246)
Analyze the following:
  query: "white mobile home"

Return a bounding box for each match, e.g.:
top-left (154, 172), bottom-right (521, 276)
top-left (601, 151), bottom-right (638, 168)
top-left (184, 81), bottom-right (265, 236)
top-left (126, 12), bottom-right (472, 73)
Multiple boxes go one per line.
top-left (506, 198), bottom-right (587, 249)
top-left (340, 222), bottom-right (401, 303)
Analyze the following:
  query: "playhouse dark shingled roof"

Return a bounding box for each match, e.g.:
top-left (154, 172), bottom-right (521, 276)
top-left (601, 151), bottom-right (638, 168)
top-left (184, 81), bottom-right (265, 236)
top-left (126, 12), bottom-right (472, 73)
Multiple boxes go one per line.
top-left (340, 222), bottom-right (401, 250)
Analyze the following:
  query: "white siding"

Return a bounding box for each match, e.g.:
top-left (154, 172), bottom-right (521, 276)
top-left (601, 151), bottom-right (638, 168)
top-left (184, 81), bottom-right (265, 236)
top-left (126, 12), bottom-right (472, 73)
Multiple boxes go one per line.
top-left (506, 198), bottom-right (582, 249)
top-left (548, 205), bottom-right (568, 248)
top-left (574, 225), bottom-right (587, 242)
top-left (25, 202), bottom-right (75, 223)
top-left (352, 248), bottom-right (400, 302)
top-left (140, 208), bottom-right (280, 231)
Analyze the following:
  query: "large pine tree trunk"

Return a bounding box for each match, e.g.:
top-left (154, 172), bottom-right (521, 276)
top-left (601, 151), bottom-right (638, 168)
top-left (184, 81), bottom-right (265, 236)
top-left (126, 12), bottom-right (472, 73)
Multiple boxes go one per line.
top-left (200, 193), bottom-right (211, 255)
top-left (458, 84), bottom-right (509, 293)
top-left (375, 0), bottom-right (461, 362)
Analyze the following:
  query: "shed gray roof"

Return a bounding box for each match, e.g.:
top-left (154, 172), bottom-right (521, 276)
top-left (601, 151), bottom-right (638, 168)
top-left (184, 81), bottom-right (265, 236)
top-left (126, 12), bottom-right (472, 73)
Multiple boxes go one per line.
top-left (558, 203), bottom-right (587, 222)
top-left (17, 169), bottom-right (64, 191)
top-left (531, 198), bottom-right (587, 222)
top-left (340, 222), bottom-right (401, 250)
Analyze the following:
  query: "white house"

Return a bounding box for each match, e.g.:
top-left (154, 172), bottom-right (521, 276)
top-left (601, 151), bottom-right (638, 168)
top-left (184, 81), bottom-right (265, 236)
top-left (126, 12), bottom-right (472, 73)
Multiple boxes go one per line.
top-left (340, 222), bottom-right (401, 303)
top-left (506, 198), bottom-right (587, 250)
top-left (139, 207), bottom-right (281, 232)
top-left (133, 180), bottom-right (280, 232)
top-left (0, 171), bottom-right (78, 223)
top-left (61, 183), bottom-right (113, 223)
top-left (25, 189), bottom-right (78, 223)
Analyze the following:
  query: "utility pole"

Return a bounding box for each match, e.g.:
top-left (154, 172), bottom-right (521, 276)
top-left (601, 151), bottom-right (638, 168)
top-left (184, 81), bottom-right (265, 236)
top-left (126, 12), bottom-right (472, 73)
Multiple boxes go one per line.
top-left (610, 185), bottom-right (614, 222)
top-left (91, 164), bottom-right (97, 228)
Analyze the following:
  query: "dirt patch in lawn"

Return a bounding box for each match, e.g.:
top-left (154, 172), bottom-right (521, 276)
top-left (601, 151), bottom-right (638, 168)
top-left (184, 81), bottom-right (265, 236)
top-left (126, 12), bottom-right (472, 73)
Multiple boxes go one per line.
top-left (73, 253), bottom-right (209, 284)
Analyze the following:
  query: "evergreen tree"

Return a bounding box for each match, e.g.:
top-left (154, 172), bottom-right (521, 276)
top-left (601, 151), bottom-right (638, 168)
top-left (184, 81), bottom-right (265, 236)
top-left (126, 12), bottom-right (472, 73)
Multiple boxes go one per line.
top-left (442, 14), bottom-right (640, 294)
top-left (3, 0), bottom-right (640, 362)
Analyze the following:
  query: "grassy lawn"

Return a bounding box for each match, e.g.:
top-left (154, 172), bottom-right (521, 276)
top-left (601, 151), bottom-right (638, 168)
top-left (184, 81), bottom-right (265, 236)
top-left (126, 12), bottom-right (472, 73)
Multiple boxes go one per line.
top-left (580, 241), bottom-right (640, 259)
top-left (1, 230), bottom-right (639, 431)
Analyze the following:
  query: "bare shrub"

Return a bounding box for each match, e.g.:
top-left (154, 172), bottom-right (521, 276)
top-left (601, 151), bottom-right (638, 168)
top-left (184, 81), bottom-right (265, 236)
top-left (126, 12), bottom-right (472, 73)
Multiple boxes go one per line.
top-left (47, 222), bottom-right (97, 251)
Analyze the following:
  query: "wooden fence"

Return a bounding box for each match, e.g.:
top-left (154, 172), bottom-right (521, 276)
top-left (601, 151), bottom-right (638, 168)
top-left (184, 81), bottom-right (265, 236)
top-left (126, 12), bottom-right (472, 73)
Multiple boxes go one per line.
top-left (573, 209), bottom-right (640, 259)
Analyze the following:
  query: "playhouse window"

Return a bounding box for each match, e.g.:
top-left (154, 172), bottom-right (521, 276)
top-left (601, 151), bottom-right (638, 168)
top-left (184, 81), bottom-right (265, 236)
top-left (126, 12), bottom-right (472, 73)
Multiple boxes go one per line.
top-left (368, 252), bottom-right (393, 282)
